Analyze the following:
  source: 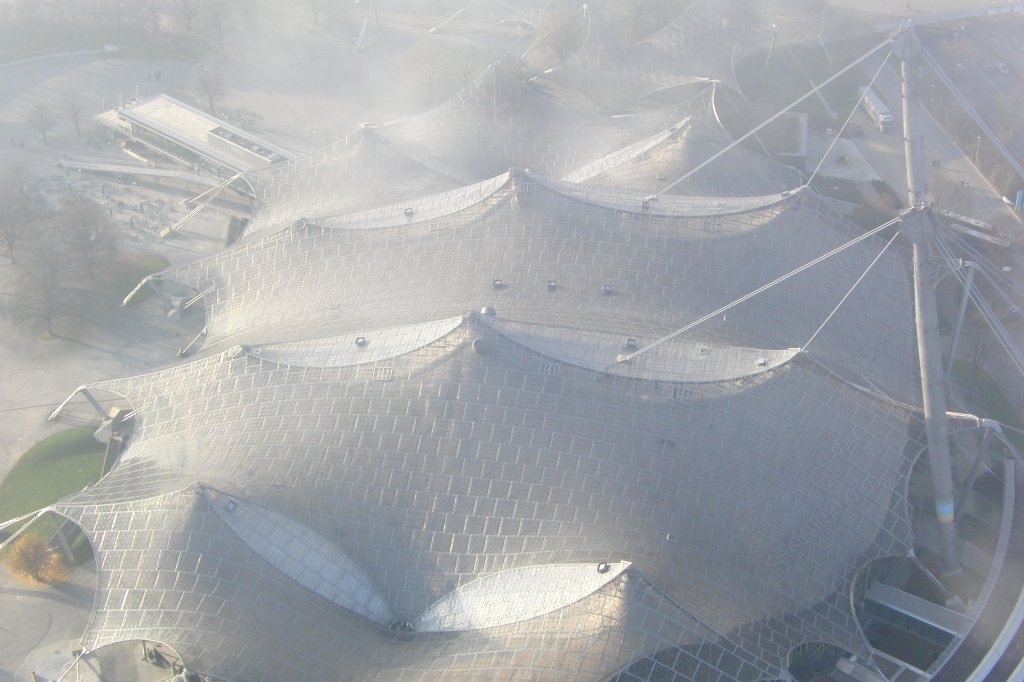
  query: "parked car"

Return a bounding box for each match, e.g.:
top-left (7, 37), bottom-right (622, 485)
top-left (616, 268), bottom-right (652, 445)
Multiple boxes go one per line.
top-left (955, 63), bottom-right (969, 77)
top-left (996, 61), bottom-right (1011, 75)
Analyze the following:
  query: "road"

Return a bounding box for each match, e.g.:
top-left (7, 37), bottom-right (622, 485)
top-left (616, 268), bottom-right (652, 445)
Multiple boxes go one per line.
top-left (848, 49), bottom-right (1019, 230)
top-left (921, 17), bottom-right (1024, 165)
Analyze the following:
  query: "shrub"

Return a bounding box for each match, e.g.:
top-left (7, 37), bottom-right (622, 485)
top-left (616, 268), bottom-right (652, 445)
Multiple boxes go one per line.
top-left (4, 534), bottom-right (69, 584)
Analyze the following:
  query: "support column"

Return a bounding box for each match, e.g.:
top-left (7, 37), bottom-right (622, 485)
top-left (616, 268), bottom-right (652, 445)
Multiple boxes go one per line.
top-left (897, 26), bottom-right (960, 574)
top-left (81, 389), bottom-right (107, 418)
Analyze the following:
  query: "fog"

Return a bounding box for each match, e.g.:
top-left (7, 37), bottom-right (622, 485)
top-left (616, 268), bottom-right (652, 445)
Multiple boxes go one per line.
top-left (1, 1), bottom-right (1023, 680)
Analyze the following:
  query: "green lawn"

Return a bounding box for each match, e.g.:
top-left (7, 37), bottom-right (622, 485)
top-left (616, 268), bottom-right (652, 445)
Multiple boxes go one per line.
top-left (0, 427), bottom-right (106, 526)
top-left (103, 252), bottom-right (170, 305)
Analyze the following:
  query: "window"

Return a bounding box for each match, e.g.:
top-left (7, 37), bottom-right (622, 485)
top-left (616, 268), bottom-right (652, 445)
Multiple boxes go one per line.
top-left (373, 367), bottom-right (394, 381)
top-left (673, 387), bottom-right (693, 403)
top-left (539, 362), bottom-right (560, 377)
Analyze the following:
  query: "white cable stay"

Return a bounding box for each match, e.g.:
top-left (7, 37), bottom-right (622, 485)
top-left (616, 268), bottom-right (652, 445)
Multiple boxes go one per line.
top-left (944, 234), bottom-right (1023, 305)
top-left (0, 509), bottom-right (48, 553)
top-left (802, 230), bottom-right (900, 352)
top-left (934, 231), bottom-right (1024, 380)
top-left (804, 48), bottom-right (892, 188)
top-left (615, 213), bottom-right (904, 365)
top-left (653, 33), bottom-right (897, 197)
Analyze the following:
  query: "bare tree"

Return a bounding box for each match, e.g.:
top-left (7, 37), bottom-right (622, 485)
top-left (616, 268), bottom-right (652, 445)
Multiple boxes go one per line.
top-left (3, 535), bottom-right (69, 584)
top-left (929, 174), bottom-right (971, 216)
top-left (68, 98), bottom-right (81, 137)
top-left (178, 0), bottom-right (197, 31)
top-left (30, 103), bottom-right (53, 145)
top-left (59, 195), bottom-right (118, 281)
top-left (12, 219), bottom-right (86, 337)
top-left (533, 9), bottom-right (586, 65)
top-left (197, 69), bottom-right (225, 115)
top-left (0, 163), bottom-right (44, 264)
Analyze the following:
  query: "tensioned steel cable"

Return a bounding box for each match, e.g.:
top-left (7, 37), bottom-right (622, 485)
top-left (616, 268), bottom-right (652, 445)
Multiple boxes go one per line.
top-left (653, 33), bottom-right (897, 197)
top-left (804, 48), bottom-right (892, 188)
top-left (614, 213), bottom-right (904, 365)
top-left (802, 230), bottom-right (900, 352)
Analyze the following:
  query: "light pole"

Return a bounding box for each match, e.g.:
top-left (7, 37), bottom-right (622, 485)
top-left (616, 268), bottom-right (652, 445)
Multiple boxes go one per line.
top-left (764, 24), bottom-right (779, 69)
top-left (818, 1), bottom-right (832, 66)
top-left (974, 135), bottom-right (981, 166)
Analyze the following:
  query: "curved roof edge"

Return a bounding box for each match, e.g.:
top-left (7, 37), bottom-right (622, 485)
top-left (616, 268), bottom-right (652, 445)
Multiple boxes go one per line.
top-left (246, 315), bottom-right (466, 369)
top-left (414, 561), bottom-right (631, 632)
top-left (202, 486), bottom-right (394, 626)
top-left (486, 316), bottom-right (800, 383)
top-left (315, 172), bottom-right (511, 230)
top-left (561, 117), bottom-right (691, 183)
top-left (525, 169), bottom-right (799, 217)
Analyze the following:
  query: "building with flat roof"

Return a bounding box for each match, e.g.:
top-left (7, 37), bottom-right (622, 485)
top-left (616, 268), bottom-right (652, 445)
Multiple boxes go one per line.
top-left (100, 94), bottom-right (293, 181)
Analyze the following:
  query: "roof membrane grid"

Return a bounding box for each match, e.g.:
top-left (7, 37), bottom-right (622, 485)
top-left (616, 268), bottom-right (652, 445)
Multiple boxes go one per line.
top-left (60, 485), bottom-right (785, 680)
top-left (157, 177), bottom-right (917, 406)
top-left (244, 130), bottom-right (461, 238)
top-left (378, 66), bottom-right (700, 182)
top-left (59, 310), bottom-right (916, 676)
top-left (535, 8), bottom-right (712, 110)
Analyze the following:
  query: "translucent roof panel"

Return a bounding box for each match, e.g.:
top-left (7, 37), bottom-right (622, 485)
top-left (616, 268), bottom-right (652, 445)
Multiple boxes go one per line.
top-left (378, 66), bottom-right (700, 182)
top-left (159, 172), bottom-right (917, 405)
top-left (243, 129), bottom-right (461, 238)
top-left (58, 313), bottom-right (916, 675)
top-left (566, 97), bottom-right (805, 197)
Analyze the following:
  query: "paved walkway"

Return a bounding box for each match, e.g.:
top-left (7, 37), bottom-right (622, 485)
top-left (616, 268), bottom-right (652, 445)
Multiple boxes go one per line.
top-left (0, 562), bottom-right (94, 682)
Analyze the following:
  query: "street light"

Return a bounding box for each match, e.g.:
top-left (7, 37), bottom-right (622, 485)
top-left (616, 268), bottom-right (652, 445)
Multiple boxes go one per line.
top-left (974, 136), bottom-right (981, 166)
top-left (764, 24), bottom-right (779, 69)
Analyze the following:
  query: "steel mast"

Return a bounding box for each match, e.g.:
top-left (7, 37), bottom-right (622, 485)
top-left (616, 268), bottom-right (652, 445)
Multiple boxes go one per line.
top-left (896, 25), bottom-right (960, 574)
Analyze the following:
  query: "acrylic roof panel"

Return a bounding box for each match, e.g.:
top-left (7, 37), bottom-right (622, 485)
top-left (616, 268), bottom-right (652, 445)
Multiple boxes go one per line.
top-left (59, 312), bottom-right (915, 676)
top-left (533, 9), bottom-right (711, 110)
top-left (642, 0), bottom-right (827, 90)
top-left (378, 66), bottom-right (694, 182)
top-left (158, 173), bottom-right (916, 405)
top-left (243, 129), bottom-right (461, 238)
top-left (60, 483), bottom-right (774, 680)
top-left (566, 102), bottom-right (805, 197)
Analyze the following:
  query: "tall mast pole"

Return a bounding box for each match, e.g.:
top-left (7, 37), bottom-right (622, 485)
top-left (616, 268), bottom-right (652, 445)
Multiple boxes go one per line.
top-left (896, 25), bottom-right (960, 574)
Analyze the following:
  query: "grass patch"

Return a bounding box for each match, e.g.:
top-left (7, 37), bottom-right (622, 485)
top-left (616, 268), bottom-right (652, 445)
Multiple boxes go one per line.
top-left (103, 252), bottom-right (170, 305)
top-left (0, 427), bottom-right (106, 525)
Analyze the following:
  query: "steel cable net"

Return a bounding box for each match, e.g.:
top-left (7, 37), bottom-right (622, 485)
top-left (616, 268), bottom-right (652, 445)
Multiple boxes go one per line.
top-left (50, 6), bottom-right (931, 679)
top-left (60, 311), bottom-right (915, 677)
top-left (61, 196), bottom-right (919, 678)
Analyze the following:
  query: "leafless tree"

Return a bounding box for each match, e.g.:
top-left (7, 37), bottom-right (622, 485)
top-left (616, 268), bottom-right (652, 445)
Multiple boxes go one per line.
top-left (197, 68), bottom-right (225, 115)
top-left (4, 535), bottom-right (69, 584)
top-left (929, 174), bottom-right (971, 216)
top-left (68, 98), bottom-right (81, 137)
top-left (30, 103), bottom-right (53, 145)
top-left (178, 0), bottom-right (197, 31)
top-left (533, 9), bottom-right (585, 65)
top-left (0, 163), bottom-right (44, 264)
top-left (12, 219), bottom-right (85, 337)
top-left (59, 195), bottom-right (118, 281)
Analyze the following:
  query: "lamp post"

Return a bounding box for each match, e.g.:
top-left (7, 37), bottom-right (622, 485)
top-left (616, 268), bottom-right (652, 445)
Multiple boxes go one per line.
top-left (974, 135), bottom-right (981, 166)
top-left (764, 24), bottom-right (779, 69)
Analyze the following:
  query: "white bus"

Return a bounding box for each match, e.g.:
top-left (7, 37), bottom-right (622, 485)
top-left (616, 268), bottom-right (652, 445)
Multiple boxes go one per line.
top-left (859, 87), bottom-right (894, 133)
